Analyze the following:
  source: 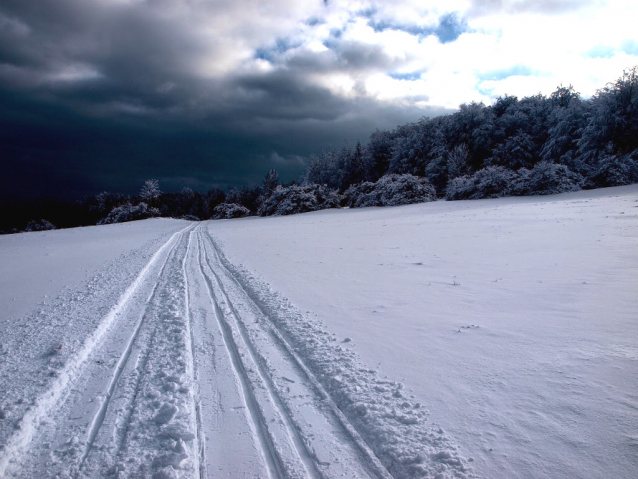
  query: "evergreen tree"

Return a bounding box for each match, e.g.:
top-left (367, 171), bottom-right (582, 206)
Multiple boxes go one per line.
top-left (262, 169), bottom-right (279, 198)
top-left (140, 179), bottom-right (161, 201)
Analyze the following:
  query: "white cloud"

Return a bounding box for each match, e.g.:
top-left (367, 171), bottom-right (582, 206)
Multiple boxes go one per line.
top-left (47, 63), bottom-right (102, 82)
top-left (303, 0), bottom-right (638, 108)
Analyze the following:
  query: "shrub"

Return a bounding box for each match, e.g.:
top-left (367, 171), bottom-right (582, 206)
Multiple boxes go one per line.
top-left (24, 219), bottom-right (56, 232)
top-left (212, 203), bottom-right (250, 219)
top-left (514, 161), bottom-right (584, 196)
top-left (258, 184), bottom-right (341, 216)
top-left (446, 166), bottom-right (517, 200)
top-left (98, 202), bottom-right (160, 224)
top-left (588, 150), bottom-right (638, 187)
top-left (344, 174), bottom-right (436, 208)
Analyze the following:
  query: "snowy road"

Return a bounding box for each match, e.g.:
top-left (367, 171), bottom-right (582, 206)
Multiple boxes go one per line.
top-left (0, 223), bottom-right (468, 478)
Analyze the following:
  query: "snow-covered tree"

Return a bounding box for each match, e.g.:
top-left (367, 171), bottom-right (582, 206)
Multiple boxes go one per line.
top-left (262, 169), bottom-right (279, 198)
top-left (578, 67), bottom-right (638, 163)
top-left (258, 184), bottom-right (341, 216)
top-left (588, 149), bottom-right (638, 187)
top-left (98, 202), bottom-right (160, 224)
top-left (447, 143), bottom-right (470, 180)
top-left (341, 140), bottom-right (367, 189)
top-left (446, 166), bottom-right (517, 200)
top-left (140, 179), bottom-right (161, 201)
top-left (344, 174), bottom-right (436, 208)
top-left (24, 219), bottom-right (56, 232)
top-left (513, 161), bottom-right (584, 196)
top-left (212, 203), bottom-right (250, 219)
top-left (487, 130), bottom-right (536, 170)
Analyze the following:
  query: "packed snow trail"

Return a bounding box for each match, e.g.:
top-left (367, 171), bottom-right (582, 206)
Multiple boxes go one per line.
top-left (0, 220), bottom-right (473, 478)
top-left (192, 225), bottom-right (394, 478)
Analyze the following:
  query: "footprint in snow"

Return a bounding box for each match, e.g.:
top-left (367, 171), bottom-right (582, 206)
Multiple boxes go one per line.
top-left (154, 404), bottom-right (178, 425)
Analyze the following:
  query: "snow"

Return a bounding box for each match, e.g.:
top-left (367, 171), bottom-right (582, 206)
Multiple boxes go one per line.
top-left (0, 218), bottom-right (189, 330)
top-left (209, 185), bottom-right (638, 479)
top-left (0, 186), bottom-right (637, 478)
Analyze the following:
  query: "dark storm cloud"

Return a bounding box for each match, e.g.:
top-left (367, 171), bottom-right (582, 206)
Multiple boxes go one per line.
top-left (0, 0), bottom-right (450, 201)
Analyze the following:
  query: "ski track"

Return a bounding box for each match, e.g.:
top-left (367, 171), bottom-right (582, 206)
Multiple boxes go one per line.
top-left (199, 227), bottom-right (394, 479)
top-left (204, 231), bottom-right (393, 479)
top-left (79, 223), bottom-right (186, 470)
top-left (0, 223), bottom-right (194, 477)
top-left (1, 221), bottom-right (474, 478)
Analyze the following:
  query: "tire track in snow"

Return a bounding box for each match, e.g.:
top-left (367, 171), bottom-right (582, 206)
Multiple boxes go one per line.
top-left (0, 223), bottom-right (194, 477)
top-left (78, 224), bottom-right (193, 470)
top-left (205, 230), bottom-right (393, 479)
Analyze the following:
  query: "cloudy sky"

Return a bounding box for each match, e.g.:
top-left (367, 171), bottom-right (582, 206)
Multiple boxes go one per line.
top-left (1, 0), bottom-right (636, 200)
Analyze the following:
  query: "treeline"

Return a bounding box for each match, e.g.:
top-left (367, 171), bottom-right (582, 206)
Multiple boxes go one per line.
top-left (302, 67), bottom-right (638, 197)
top-left (3, 67), bottom-right (637, 233)
top-left (0, 179), bottom-right (266, 233)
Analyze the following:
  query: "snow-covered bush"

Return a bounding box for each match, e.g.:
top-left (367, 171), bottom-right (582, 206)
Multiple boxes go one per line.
top-left (513, 161), bottom-right (584, 196)
top-left (446, 166), bottom-right (518, 200)
top-left (212, 203), bottom-right (250, 219)
top-left (98, 202), bottom-right (160, 224)
top-left (180, 214), bottom-right (200, 221)
top-left (258, 184), bottom-right (341, 216)
top-left (588, 151), bottom-right (638, 187)
top-left (344, 174), bottom-right (437, 208)
top-left (24, 219), bottom-right (56, 232)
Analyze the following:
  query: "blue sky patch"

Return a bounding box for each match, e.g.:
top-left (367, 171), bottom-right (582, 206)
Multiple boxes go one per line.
top-left (255, 37), bottom-right (300, 61)
top-left (478, 65), bottom-right (536, 81)
top-left (389, 71), bottom-right (423, 81)
top-left (435, 13), bottom-right (468, 44)
top-left (368, 12), bottom-right (468, 44)
top-left (584, 44), bottom-right (615, 59)
top-left (621, 40), bottom-right (638, 56)
top-left (305, 17), bottom-right (323, 26)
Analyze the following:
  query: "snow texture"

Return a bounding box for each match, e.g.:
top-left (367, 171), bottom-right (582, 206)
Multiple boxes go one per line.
top-left (210, 184), bottom-right (638, 479)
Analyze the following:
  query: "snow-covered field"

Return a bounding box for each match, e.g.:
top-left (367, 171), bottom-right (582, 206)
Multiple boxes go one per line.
top-left (1, 185), bottom-right (637, 478)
